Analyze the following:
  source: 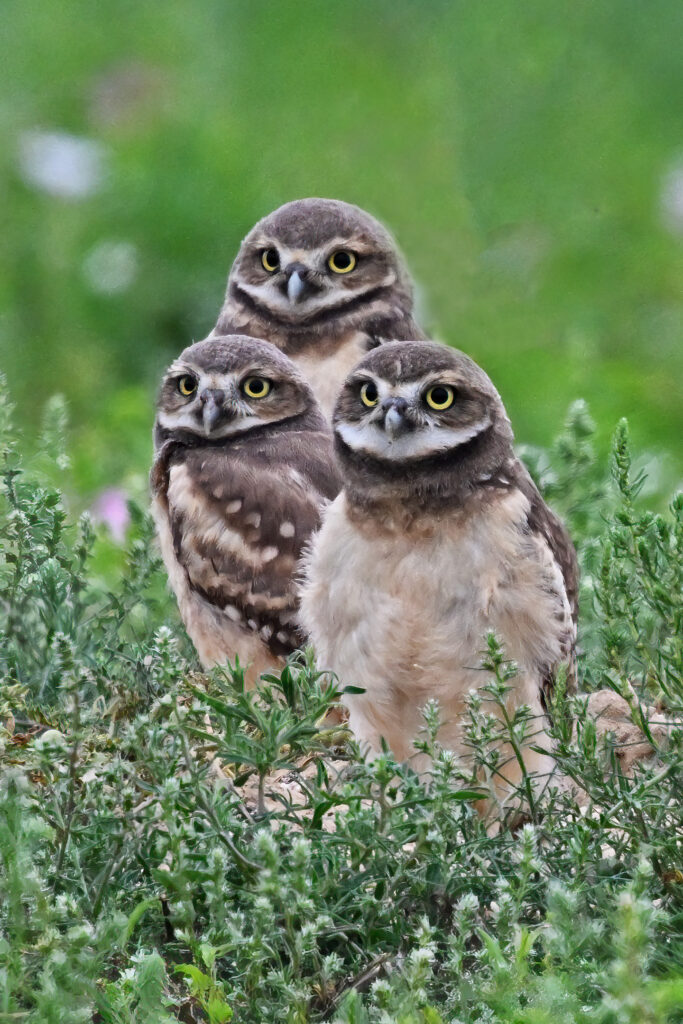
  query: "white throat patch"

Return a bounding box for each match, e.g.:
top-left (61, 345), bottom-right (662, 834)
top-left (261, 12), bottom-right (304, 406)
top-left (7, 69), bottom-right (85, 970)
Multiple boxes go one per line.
top-left (156, 409), bottom-right (266, 439)
top-left (336, 415), bottom-right (492, 460)
top-left (237, 272), bottom-right (395, 317)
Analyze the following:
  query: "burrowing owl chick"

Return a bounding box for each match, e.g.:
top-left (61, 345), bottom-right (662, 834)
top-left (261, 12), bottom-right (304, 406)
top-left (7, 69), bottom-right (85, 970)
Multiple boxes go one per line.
top-left (299, 341), bottom-right (578, 805)
top-left (211, 198), bottom-right (425, 418)
top-left (152, 335), bottom-right (341, 685)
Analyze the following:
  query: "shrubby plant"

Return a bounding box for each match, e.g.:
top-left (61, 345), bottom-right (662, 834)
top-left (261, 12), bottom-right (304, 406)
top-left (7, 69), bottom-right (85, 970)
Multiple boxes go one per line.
top-left (0, 381), bottom-right (681, 1022)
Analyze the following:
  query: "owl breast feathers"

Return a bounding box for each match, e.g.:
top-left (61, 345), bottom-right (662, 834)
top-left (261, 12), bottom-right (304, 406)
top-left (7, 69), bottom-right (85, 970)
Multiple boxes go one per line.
top-left (298, 340), bottom-right (578, 804)
top-left (151, 336), bottom-right (341, 685)
top-left (210, 198), bottom-right (426, 419)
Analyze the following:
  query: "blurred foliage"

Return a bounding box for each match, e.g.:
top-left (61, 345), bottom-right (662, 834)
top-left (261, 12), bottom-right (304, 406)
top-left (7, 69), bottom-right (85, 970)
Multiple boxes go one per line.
top-left (1, 0), bottom-right (682, 496)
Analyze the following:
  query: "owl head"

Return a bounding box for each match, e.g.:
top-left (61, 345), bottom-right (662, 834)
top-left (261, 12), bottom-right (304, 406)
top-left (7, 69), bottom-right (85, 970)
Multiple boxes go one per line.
top-left (154, 335), bottom-right (323, 448)
top-left (333, 341), bottom-right (514, 506)
top-left (225, 198), bottom-right (415, 335)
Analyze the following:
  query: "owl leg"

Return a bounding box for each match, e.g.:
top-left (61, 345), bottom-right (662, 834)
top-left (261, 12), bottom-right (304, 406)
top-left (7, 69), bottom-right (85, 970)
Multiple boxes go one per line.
top-left (344, 700), bottom-right (385, 759)
top-left (344, 694), bottom-right (424, 766)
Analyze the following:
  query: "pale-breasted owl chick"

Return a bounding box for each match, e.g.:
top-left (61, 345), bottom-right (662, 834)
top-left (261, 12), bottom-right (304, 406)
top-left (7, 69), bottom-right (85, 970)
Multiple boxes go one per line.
top-left (299, 341), bottom-right (578, 803)
top-left (151, 335), bottom-right (341, 685)
top-left (211, 198), bottom-right (425, 419)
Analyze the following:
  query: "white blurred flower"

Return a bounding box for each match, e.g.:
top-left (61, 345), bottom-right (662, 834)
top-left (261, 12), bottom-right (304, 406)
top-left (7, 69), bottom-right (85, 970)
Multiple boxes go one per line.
top-left (34, 728), bottom-right (68, 751)
top-left (83, 240), bottom-right (138, 295)
top-left (481, 224), bottom-right (549, 285)
top-left (18, 129), bottom-right (106, 199)
top-left (660, 161), bottom-right (683, 235)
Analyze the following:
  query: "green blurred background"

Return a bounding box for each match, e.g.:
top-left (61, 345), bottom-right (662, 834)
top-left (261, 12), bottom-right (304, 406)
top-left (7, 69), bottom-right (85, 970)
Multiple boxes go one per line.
top-left (2, 0), bottom-right (682, 505)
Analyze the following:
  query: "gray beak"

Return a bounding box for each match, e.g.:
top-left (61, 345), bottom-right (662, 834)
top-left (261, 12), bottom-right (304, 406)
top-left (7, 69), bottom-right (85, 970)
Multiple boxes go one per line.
top-left (287, 270), bottom-right (305, 303)
top-left (382, 398), bottom-right (410, 440)
top-left (200, 389), bottom-right (225, 433)
top-left (384, 407), bottom-right (405, 439)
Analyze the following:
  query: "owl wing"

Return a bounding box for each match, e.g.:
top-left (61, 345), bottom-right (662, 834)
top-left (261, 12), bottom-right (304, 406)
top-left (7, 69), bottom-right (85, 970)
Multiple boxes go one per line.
top-left (484, 460), bottom-right (579, 706)
top-left (515, 465), bottom-right (579, 627)
top-left (517, 464), bottom-right (579, 704)
top-left (153, 429), bottom-right (341, 658)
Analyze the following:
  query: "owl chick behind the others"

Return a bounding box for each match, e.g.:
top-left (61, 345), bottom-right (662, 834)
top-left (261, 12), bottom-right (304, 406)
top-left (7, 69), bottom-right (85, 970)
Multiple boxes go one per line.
top-left (211, 198), bottom-right (426, 418)
top-left (299, 340), bottom-right (578, 808)
top-left (151, 335), bottom-right (341, 685)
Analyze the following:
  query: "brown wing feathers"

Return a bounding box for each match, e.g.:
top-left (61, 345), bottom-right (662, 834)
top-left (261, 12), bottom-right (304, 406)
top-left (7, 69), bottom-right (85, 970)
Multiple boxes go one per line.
top-left (513, 462), bottom-right (579, 703)
top-left (156, 432), bottom-right (340, 659)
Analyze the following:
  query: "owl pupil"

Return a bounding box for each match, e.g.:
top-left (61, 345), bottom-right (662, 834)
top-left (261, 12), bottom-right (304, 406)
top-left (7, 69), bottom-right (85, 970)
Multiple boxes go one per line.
top-left (364, 382), bottom-right (377, 402)
top-left (334, 251), bottom-right (351, 269)
top-left (431, 387), bottom-right (449, 405)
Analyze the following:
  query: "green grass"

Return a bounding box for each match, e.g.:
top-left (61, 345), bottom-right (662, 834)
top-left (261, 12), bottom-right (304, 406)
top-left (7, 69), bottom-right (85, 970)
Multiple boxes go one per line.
top-left (0, 381), bottom-right (681, 1021)
top-left (1, 0), bottom-right (683, 497)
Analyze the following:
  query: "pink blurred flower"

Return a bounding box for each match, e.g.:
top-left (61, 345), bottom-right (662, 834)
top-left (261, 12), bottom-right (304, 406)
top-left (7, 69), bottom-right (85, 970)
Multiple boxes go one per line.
top-left (91, 488), bottom-right (130, 543)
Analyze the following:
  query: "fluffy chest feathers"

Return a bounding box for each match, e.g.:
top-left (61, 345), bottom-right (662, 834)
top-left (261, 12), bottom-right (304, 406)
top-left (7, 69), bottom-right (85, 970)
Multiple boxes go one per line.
top-left (299, 489), bottom-right (574, 762)
top-left (292, 332), bottom-right (371, 420)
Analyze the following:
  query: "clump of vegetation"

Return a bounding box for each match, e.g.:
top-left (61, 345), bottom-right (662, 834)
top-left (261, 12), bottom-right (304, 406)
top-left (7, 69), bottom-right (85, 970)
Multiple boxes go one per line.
top-left (0, 382), bottom-right (681, 1022)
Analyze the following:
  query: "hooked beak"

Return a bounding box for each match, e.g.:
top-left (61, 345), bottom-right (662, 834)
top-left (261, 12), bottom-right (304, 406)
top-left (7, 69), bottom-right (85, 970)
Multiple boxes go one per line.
top-left (200, 389), bottom-right (226, 433)
top-left (382, 398), bottom-right (411, 440)
top-left (287, 270), bottom-right (305, 303)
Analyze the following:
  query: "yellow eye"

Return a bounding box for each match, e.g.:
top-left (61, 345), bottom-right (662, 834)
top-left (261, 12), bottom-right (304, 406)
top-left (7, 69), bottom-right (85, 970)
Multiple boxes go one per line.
top-left (360, 381), bottom-right (379, 407)
top-left (178, 375), bottom-right (197, 397)
top-left (425, 385), bottom-right (455, 411)
top-left (242, 377), bottom-right (272, 399)
top-left (328, 250), bottom-right (357, 274)
top-left (261, 248), bottom-right (279, 273)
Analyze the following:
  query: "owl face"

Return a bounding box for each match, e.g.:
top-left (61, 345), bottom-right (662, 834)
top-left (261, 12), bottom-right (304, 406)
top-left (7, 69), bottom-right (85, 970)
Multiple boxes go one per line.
top-left (229, 198), bottom-right (412, 326)
top-left (333, 341), bottom-right (514, 504)
top-left (156, 336), bottom-right (314, 440)
top-left (335, 341), bottom-right (509, 460)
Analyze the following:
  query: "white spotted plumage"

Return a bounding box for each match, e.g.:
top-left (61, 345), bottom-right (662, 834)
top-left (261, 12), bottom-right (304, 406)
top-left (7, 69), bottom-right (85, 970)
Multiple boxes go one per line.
top-left (151, 335), bottom-right (341, 686)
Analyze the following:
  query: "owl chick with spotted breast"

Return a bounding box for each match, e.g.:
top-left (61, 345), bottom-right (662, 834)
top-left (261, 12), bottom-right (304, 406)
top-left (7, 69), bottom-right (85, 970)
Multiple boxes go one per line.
top-left (211, 198), bottom-right (426, 419)
top-left (299, 341), bottom-right (578, 804)
top-left (151, 336), bottom-right (341, 685)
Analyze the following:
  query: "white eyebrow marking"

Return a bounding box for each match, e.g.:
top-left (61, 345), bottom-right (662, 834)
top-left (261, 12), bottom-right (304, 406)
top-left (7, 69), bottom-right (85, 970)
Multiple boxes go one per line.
top-left (349, 379), bottom-right (424, 404)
